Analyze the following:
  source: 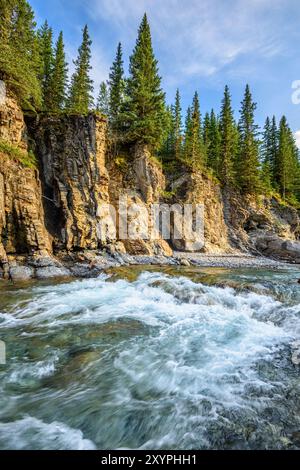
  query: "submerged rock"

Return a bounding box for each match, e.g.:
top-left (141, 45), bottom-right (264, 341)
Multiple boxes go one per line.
top-left (291, 341), bottom-right (300, 366)
top-left (180, 258), bottom-right (191, 267)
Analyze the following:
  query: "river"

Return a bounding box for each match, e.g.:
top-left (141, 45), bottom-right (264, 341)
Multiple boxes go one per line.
top-left (0, 266), bottom-right (300, 450)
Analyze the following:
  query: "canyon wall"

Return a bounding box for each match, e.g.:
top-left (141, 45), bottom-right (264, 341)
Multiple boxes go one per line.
top-left (1, 85), bottom-right (300, 278)
top-left (28, 113), bottom-right (110, 252)
top-left (0, 91), bottom-right (51, 267)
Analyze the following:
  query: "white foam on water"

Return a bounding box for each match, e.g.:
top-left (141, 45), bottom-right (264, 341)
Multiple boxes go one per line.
top-left (0, 416), bottom-right (96, 450)
top-left (8, 352), bottom-right (61, 382)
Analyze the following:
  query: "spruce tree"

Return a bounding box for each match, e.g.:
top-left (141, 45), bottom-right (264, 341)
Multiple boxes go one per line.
top-left (97, 81), bottom-right (110, 116)
top-left (183, 92), bottom-right (205, 170)
top-left (37, 20), bottom-right (54, 109)
top-left (260, 117), bottom-right (273, 191)
top-left (108, 42), bottom-right (124, 129)
top-left (219, 85), bottom-right (236, 186)
top-left (0, 0), bottom-right (42, 108)
top-left (275, 116), bottom-right (300, 200)
top-left (208, 109), bottom-right (221, 175)
top-left (203, 112), bottom-right (211, 164)
top-left (67, 25), bottom-right (94, 114)
top-left (47, 32), bottom-right (68, 112)
top-left (203, 110), bottom-right (221, 172)
top-left (173, 89), bottom-right (183, 161)
top-left (270, 116), bottom-right (279, 183)
top-left (236, 85), bottom-right (261, 194)
top-left (160, 105), bottom-right (174, 164)
top-left (183, 106), bottom-right (191, 158)
top-left (122, 14), bottom-right (165, 148)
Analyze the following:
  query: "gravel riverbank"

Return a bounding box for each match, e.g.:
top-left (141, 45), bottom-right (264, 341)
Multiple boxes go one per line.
top-left (1, 250), bottom-right (296, 282)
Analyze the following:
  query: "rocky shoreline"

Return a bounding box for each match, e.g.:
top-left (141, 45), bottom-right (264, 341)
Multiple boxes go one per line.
top-left (1, 250), bottom-right (295, 282)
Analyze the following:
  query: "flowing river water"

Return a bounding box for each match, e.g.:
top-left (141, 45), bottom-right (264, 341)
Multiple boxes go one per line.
top-left (0, 266), bottom-right (300, 450)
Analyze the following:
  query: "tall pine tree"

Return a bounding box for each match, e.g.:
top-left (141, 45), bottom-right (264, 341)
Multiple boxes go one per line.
top-left (219, 85), bottom-right (236, 186)
top-left (203, 112), bottom-right (211, 165)
top-left (183, 92), bottom-right (205, 170)
top-left (0, 0), bottom-right (42, 108)
top-left (172, 89), bottom-right (183, 162)
top-left (159, 105), bottom-right (174, 164)
top-left (122, 14), bottom-right (165, 148)
top-left (270, 115), bottom-right (279, 185)
top-left (207, 109), bottom-right (221, 175)
top-left (97, 81), bottom-right (110, 116)
top-left (236, 85), bottom-right (261, 194)
top-left (67, 25), bottom-right (94, 114)
top-left (108, 42), bottom-right (124, 129)
top-left (260, 117), bottom-right (273, 191)
top-left (37, 20), bottom-right (54, 109)
top-left (47, 31), bottom-right (68, 111)
top-left (160, 90), bottom-right (183, 166)
top-left (275, 116), bottom-right (300, 200)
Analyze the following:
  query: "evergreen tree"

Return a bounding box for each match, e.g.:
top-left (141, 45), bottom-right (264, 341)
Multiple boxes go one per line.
top-left (208, 109), bottom-right (221, 174)
top-left (172, 89), bottom-right (183, 161)
top-left (275, 116), bottom-right (300, 200)
top-left (183, 92), bottom-right (205, 170)
top-left (97, 81), bottom-right (110, 116)
top-left (159, 105), bottom-right (174, 164)
top-left (261, 117), bottom-right (272, 164)
top-left (183, 106), bottom-right (191, 152)
top-left (203, 110), bottom-right (221, 172)
top-left (0, 0), bottom-right (42, 108)
top-left (236, 85), bottom-right (261, 194)
top-left (108, 42), bottom-right (124, 129)
top-left (67, 25), bottom-right (94, 114)
top-left (203, 112), bottom-right (211, 165)
top-left (219, 85), bottom-right (236, 186)
top-left (270, 116), bottom-right (279, 183)
top-left (47, 31), bottom-right (68, 111)
top-left (260, 117), bottom-right (273, 191)
top-left (122, 14), bottom-right (165, 148)
top-left (37, 20), bottom-right (53, 109)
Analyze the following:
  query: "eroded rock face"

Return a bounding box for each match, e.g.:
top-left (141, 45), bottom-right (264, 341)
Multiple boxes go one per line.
top-left (171, 173), bottom-right (231, 253)
top-left (226, 193), bottom-right (300, 259)
top-left (255, 236), bottom-right (300, 263)
top-left (28, 114), bottom-right (110, 252)
top-left (0, 93), bottom-right (51, 266)
top-left (28, 117), bottom-right (172, 256)
top-left (107, 144), bottom-right (173, 256)
top-left (0, 155), bottom-right (51, 256)
top-left (131, 143), bottom-right (165, 204)
top-left (0, 89), bottom-right (28, 151)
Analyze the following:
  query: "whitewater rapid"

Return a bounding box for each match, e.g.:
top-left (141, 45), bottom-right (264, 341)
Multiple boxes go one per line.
top-left (0, 268), bottom-right (300, 449)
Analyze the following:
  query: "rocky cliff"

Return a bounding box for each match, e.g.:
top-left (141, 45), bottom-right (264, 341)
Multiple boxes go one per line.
top-left (28, 113), bottom-right (110, 252)
top-left (0, 91), bottom-right (51, 273)
top-left (1, 86), bottom-right (300, 280)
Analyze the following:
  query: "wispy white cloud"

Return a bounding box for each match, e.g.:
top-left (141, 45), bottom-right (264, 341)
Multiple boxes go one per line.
top-left (81, 0), bottom-right (290, 83)
top-left (295, 130), bottom-right (300, 149)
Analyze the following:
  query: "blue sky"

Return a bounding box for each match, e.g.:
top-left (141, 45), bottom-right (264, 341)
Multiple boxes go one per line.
top-left (30, 0), bottom-right (300, 146)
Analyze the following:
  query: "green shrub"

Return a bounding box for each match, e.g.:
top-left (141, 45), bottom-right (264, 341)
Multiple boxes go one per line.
top-left (0, 140), bottom-right (37, 169)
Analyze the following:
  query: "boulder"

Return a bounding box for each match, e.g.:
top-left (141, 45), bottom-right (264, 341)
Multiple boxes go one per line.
top-left (36, 266), bottom-right (72, 279)
top-left (256, 235), bottom-right (300, 263)
top-left (10, 266), bottom-right (34, 281)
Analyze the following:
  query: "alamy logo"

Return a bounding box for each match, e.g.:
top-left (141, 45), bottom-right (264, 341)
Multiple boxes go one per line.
top-left (291, 80), bottom-right (300, 105)
top-left (0, 80), bottom-right (6, 105)
top-left (0, 341), bottom-right (6, 365)
top-left (97, 193), bottom-right (205, 251)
